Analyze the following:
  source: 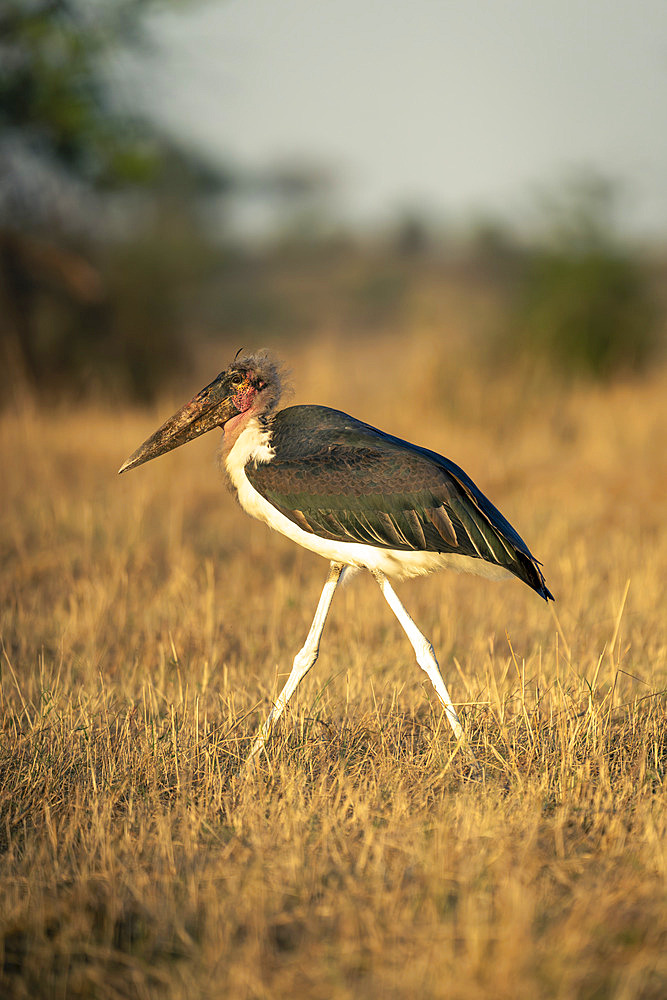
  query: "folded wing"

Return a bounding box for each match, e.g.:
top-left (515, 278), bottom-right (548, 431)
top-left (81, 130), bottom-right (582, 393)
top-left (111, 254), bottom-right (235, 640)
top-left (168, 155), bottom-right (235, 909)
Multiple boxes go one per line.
top-left (246, 406), bottom-right (553, 600)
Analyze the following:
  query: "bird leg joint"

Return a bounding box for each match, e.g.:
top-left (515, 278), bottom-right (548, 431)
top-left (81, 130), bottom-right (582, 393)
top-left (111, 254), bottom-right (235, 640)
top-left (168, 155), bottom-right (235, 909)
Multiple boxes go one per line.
top-left (415, 639), bottom-right (436, 672)
top-left (292, 644), bottom-right (319, 674)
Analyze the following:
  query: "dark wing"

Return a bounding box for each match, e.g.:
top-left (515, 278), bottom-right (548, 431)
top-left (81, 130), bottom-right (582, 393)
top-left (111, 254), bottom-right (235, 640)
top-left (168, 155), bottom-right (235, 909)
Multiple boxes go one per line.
top-left (247, 406), bottom-right (553, 600)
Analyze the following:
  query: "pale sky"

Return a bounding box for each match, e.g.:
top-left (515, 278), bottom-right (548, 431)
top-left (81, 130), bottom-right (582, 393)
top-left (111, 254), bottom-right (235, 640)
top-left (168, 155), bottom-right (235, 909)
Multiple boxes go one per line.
top-left (129, 0), bottom-right (667, 236)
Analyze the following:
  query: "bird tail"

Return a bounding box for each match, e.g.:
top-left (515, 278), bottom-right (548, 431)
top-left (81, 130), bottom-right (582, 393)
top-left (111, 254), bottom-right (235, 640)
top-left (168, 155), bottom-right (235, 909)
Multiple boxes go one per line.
top-left (514, 550), bottom-right (554, 602)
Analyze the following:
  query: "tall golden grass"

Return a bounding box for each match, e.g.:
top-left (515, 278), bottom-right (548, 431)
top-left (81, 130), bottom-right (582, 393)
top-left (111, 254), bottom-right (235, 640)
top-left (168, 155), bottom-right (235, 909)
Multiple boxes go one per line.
top-left (1, 331), bottom-right (666, 998)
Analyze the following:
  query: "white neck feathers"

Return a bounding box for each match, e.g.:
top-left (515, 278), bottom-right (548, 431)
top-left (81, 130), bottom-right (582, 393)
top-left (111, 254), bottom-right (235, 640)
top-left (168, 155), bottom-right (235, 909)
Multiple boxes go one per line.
top-left (221, 417), bottom-right (274, 489)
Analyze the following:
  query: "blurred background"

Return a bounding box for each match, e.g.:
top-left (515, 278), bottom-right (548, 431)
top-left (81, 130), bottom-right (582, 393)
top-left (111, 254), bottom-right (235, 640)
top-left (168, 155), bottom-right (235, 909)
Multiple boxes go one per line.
top-left (1, 0), bottom-right (666, 405)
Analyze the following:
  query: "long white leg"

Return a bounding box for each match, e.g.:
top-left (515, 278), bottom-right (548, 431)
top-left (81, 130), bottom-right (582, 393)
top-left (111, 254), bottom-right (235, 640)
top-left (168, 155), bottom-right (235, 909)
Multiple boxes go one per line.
top-left (244, 561), bottom-right (346, 767)
top-left (372, 570), bottom-right (465, 742)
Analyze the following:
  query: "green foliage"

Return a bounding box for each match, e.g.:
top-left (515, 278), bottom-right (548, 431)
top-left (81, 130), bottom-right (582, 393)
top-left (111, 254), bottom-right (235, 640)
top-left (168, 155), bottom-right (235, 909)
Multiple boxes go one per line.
top-left (0, 0), bottom-right (230, 405)
top-left (510, 176), bottom-right (658, 378)
top-left (0, 0), bottom-right (162, 188)
top-left (517, 245), bottom-right (655, 378)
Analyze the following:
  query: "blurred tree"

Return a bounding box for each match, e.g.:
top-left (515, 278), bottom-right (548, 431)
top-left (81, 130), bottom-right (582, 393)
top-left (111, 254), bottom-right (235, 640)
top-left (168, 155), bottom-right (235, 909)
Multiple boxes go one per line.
top-left (465, 214), bottom-right (523, 281)
top-left (0, 0), bottom-right (231, 403)
top-left (394, 211), bottom-right (431, 257)
top-left (509, 174), bottom-right (657, 379)
top-left (258, 160), bottom-right (340, 247)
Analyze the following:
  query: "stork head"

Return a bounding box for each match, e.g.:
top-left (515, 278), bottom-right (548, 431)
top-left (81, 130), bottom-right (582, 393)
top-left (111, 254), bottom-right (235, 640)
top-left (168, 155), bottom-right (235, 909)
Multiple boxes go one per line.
top-left (118, 351), bottom-right (284, 474)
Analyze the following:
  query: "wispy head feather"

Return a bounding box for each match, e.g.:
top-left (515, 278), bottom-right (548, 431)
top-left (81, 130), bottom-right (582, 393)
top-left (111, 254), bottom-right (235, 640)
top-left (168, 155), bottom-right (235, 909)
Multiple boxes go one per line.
top-left (228, 349), bottom-right (292, 414)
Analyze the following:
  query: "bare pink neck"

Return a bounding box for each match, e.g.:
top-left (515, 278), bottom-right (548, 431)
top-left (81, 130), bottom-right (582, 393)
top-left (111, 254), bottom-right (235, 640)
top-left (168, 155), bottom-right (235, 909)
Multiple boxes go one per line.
top-left (220, 390), bottom-right (273, 457)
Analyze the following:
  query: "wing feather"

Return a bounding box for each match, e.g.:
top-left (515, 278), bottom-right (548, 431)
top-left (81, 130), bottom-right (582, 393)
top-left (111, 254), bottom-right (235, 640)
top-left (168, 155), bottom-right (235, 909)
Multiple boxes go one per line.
top-left (403, 507), bottom-right (427, 548)
top-left (376, 511), bottom-right (409, 547)
top-left (425, 505), bottom-right (458, 546)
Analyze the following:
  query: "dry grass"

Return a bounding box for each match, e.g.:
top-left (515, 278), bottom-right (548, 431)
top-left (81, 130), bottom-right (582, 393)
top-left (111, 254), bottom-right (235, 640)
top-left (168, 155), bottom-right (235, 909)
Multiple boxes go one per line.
top-left (1, 332), bottom-right (666, 999)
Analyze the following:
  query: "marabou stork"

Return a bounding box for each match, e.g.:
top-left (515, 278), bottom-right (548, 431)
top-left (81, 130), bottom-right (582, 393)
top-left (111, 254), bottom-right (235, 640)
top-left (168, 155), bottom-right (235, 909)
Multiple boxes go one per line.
top-left (120, 351), bottom-right (553, 766)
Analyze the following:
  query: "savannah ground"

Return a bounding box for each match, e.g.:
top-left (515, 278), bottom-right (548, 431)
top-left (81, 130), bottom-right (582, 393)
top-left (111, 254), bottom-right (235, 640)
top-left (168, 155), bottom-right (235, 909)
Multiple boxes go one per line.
top-left (1, 330), bottom-right (666, 999)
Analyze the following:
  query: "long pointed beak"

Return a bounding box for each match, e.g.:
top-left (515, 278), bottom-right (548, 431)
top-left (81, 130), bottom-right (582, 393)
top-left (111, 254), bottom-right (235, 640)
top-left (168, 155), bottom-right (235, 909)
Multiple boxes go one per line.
top-left (119, 374), bottom-right (239, 474)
